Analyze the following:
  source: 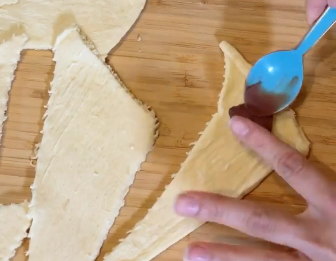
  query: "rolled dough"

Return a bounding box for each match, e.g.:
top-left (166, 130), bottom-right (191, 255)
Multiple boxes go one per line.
top-left (0, 0), bottom-right (146, 57)
top-left (27, 27), bottom-right (158, 261)
top-left (104, 42), bottom-right (310, 261)
top-left (0, 202), bottom-right (31, 261)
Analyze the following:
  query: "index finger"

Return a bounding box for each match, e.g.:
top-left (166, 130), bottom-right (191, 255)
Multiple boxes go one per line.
top-left (229, 116), bottom-right (335, 211)
top-left (175, 192), bottom-right (302, 248)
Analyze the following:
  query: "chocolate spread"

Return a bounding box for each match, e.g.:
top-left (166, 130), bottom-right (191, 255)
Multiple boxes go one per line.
top-left (229, 103), bottom-right (274, 132)
top-left (244, 82), bottom-right (289, 117)
top-left (229, 77), bottom-right (300, 131)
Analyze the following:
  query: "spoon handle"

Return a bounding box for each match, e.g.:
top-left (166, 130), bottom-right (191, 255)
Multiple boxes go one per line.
top-left (296, 7), bottom-right (336, 55)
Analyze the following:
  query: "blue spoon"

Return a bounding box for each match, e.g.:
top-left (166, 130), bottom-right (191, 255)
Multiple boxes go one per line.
top-left (244, 7), bottom-right (336, 117)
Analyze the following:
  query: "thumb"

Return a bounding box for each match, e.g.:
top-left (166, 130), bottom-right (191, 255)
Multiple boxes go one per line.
top-left (328, 0), bottom-right (336, 7)
top-left (306, 0), bottom-right (336, 25)
top-left (306, 0), bottom-right (327, 25)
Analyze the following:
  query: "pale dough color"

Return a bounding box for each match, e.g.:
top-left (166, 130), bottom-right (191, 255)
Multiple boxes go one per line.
top-left (104, 41), bottom-right (310, 261)
top-left (0, 0), bottom-right (18, 6)
top-left (0, 33), bottom-right (27, 145)
top-left (0, 0), bottom-right (146, 57)
top-left (27, 27), bottom-right (157, 261)
top-left (0, 202), bottom-right (31, 261)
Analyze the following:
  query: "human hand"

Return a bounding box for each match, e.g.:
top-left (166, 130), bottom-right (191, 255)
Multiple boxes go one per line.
top-left (306, 0), bottom-right (336, 24)
top-left (174, 116), bottom-right (336, 261)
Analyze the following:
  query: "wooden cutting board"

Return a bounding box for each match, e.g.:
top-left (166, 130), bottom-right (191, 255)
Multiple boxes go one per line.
top-left (1, 0), bottom-right (336, 260)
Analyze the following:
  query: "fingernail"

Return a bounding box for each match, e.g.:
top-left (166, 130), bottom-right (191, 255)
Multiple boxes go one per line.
top-left (230, 117), bottom-right (249, 137)
top-left (184, 245), bottom-right (211, 261)
top-left (175, 195), bottom-right (200, 216)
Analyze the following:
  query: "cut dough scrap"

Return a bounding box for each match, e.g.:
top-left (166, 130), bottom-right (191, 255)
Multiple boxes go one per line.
top-left (0, 30), bottom-right (29, 261)
top-left (27, 26), bottom-right (158, 261)
top-left (0, 0), bottom-right (146, 57)
top-left (0, 33), bottom-right (27, 145)
top-left (104, 42), bottom-right (310, 261)
top-left (0, 0), bottom-right (18, 6)
top-left (0, 201), bottom-right (31, 261)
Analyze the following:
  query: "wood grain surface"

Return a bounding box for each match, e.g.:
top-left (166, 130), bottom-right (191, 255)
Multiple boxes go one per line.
top-left (1, 0), bottom-right (336, 260)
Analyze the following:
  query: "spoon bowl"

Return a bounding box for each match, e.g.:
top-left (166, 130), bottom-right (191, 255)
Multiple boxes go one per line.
top-left (244, 7), bottom-right (336, 117)
top-left (245, 50), bottom-right (303, 117)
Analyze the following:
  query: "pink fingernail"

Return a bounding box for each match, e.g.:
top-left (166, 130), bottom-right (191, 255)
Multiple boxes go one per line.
top-left (184, 245), bottom-right (211, 261)
top-left (230, 118), bottom-right (249, 136)
top-left (175, 195), bottom-right (199, 216)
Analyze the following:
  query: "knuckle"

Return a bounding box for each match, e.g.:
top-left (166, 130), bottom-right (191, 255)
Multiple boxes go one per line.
top-left (211, 198), bottom-right (227, 222)
top-left (199, 196), bottom-right (226, 222)
top-left (244, 209), bottom-right (276, 236)
top-left (275, 151), bottom-right (306, 180)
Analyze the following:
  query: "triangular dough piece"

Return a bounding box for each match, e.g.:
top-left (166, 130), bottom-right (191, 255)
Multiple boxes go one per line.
top-left (27, 27), bottom-right (158, 261)
top-left (104, 42), bottom-right (310, 261)
top-left (0, 202), bottom-right (31, 261)
top-left (0, 33), bottom-right (27, 144)
top-left (0, 0), bottom-right (146, 57)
